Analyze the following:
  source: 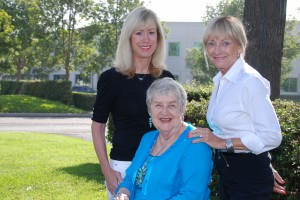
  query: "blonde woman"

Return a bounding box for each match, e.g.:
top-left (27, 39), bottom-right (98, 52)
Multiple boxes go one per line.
top-left (91, 7), bottom-right (174, 199)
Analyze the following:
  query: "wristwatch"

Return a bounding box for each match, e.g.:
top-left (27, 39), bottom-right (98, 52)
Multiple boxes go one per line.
top-left (225, 138), bottom-right (234, 153)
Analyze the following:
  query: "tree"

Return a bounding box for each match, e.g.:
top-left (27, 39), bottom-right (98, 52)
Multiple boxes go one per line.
top-left (37, 0), bottom-right (95, 81)
top-left (0, 9), bottom-right (14, 74)
top-left (185, 46), bottom-right (217, 84)
top-left (244, 0), bottom-right (287, 100)
top-left (0, 0), bottom-right (40, 81)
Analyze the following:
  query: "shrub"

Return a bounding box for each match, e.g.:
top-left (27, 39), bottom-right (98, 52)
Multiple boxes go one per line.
top-left (271, 99), bottom-right (300, 199)
top-left (73, 92), bottom-right (96, 111)
top-left (0, 80), bottom-right (73, 105)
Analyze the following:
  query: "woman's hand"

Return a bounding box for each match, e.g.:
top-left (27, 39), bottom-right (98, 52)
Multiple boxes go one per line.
top-left (112, 188), bottom-right (130, 200)
top-left (111, 193), bottom-right (129, 200)
top-left (188, 127), bottom-right (225, 149)
top-left (272, 168), bottom-right (286, 195)
top-left (105, 169), bottom-right (123, 195)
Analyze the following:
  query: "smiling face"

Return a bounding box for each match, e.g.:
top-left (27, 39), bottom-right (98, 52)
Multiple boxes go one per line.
top-left (130, 20), bottom-right (158, 61)
top-left (206, 35), bottom-right (242, 75)
top-left (150, 92), bottom-right (183, 134)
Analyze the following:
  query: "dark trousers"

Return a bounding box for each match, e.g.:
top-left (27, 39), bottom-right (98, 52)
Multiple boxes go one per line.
top-left (215, 151), bottom-right (274, 200)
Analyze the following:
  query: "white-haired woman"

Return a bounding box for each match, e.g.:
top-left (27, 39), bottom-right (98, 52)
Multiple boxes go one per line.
top-left (91, 7), bottom-right (174, 199)
top-left (113, 77), bottom-right (213, 200)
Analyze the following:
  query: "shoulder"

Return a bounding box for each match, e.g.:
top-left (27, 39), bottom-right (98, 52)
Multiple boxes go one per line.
top-left (100, 68), bottom-right (119, 78)
top-left (141, 130), bottom-right (158, 141)
top-left (237, 63), bottom-right (270, 91)
top-left (160, 70), bottom-right (175, 79)
top-left (185, 124), bottom-right (212, 153)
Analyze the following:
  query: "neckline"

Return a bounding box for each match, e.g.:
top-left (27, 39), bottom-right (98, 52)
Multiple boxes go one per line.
top-left (136, 73), bottom-right (147, 81)
top-left (150, 123), bottom-right (187, 157)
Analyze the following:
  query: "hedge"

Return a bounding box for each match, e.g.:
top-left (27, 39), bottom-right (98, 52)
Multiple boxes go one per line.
top-left (0, 80), bottom-right (73, 105)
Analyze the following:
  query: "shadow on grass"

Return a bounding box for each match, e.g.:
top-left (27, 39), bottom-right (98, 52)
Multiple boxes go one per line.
top-left (58, 163), bottom-right (105, 184)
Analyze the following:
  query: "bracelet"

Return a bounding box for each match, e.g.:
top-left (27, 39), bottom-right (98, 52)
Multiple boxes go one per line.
top-left (225, 138), bottom-right (234, 153)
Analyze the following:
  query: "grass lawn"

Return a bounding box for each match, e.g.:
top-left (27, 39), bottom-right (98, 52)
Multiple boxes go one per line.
top-left (0, 95), bottom-right (88, 113)
top-left (0, 132), bottom-right (107, 200)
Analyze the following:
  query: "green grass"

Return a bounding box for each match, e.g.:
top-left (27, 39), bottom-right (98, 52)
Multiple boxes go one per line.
top-left (0, 95), bottom-right (88, 113)
top-left (0, 132), bottom-right (107, 200)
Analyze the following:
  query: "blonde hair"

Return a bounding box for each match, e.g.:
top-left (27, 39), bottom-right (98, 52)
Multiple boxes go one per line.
top-left (114, 6), bottom-right (166, 78)
top-left (203, 16), bottom-right (248, 56)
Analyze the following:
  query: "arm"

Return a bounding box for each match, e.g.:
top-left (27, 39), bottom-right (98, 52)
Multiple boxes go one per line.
top-left (91, 121), bottom-right (122, 194)
top-left (170, 143), bottom-right (213, 200)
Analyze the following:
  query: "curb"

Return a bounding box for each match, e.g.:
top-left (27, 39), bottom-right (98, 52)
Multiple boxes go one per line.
top-left (0, 113), bottom-right (92, 118)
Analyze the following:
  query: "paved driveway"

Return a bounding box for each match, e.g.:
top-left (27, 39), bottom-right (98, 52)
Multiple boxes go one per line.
top-left (0, 115), bottom-right (93, 141)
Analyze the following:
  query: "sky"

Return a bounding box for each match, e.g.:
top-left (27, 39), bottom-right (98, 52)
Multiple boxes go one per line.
top-left (145, 0), bottom-right (300, 22)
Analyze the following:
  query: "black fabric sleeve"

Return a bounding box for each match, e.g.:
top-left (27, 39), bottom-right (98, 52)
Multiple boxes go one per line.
top-left (91, 68), bottom-right (119, 123)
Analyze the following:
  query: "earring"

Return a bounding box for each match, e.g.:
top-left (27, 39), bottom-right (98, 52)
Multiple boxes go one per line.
top-left (149, 113), bottom-right (152, 128)
top-left (237, 54), bottom-right (240, 58)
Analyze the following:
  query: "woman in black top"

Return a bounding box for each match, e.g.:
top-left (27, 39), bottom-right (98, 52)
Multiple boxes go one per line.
top-left (91, 6), bottom-right (174, 199)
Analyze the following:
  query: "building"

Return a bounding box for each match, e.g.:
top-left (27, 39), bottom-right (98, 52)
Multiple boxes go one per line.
top-left (50, 21), bottom-right (300, 96)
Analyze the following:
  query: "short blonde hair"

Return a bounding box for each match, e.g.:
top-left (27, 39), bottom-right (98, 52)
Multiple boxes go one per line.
top-left (114, 6), bottom-right (166, 78)
top-left (203, 16), bottom-right (248, 56)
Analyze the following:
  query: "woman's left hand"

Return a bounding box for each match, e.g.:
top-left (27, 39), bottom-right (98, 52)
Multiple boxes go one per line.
top-left (188, 127), bottom-right (224, 149)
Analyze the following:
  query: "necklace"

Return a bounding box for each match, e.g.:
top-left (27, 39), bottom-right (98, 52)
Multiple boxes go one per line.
top-left (135, 136), bottom-right (169, 186)
top-left (135, 124), bottom-right (183, 186)
top-left (136, 73), bottom-right (146, 81)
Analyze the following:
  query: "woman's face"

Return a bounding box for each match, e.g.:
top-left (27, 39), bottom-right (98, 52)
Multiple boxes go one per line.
top-left (150, 92), bottom-right (183, 134)
top-left (206, 35), bottom-right (241, 75)
top-left (130, 21), bottom-right (158, 61)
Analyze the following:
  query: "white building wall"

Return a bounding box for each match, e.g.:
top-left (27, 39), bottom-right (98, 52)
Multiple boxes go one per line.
top-left (165, 22), bottom-right (206, 83)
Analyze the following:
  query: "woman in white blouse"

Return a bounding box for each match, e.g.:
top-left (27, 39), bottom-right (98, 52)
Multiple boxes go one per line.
top-left (188, 16), bottom-right (283, 199)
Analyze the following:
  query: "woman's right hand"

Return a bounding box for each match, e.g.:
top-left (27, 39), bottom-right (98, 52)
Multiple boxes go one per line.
top-left (105, 169), bottom-right (123, 195)
top-left (111, 193), bottom-right (129, 200)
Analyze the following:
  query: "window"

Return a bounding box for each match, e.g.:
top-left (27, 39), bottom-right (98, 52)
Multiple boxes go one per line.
top-left (282, 78), bottom-right (297, 92)
top-left (193, 42), bottom-right (201, 48)
top-left (53, 74), bottom-right (65, 81)
top-left (75, 74), bottom-right (91, 85)
top-left (168, 42), bottom-right (180, 56)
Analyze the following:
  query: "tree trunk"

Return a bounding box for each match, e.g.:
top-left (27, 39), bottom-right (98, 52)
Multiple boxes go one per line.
top-left (244, 0), bottom-right (287, 100)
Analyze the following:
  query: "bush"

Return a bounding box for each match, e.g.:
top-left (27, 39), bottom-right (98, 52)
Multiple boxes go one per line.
top-left (0, 80), bottom-right (73, 105)
top-left (72, 92), bottom-right (96, 111)
top-left (271, 99), bottom-right (300, 199)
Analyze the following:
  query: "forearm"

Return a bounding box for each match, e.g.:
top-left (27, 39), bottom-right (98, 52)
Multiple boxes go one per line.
top-left (91, 121), bottom-right (111, 174)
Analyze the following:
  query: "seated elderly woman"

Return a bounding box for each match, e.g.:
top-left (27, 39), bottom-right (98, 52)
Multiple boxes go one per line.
top-left (112, 77), bottom-right (213, 200)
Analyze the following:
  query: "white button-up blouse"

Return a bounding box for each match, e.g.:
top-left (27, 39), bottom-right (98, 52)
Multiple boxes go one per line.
top-left (206, 57), bottom-right (282, 155)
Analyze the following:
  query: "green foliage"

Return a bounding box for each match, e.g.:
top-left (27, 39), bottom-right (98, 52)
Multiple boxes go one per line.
top-left (183, 81), bottom-right (213, 101)
top-left (185, 47), bottom-right (218, 84)
top-left (202, 0), bottom-right (244, 22)
top-left (271, 100), bottom-right (300, 199)
top-left (0, 132), bottom-right (107, 199)
top-left (0, 80), bottom-right (73, 105)
top-left (0, 95), bottom-right (86, 113)
top-left (72, 92), bottom-right (96, 111)
top-left (0, 9), bottom-right (14, 71)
